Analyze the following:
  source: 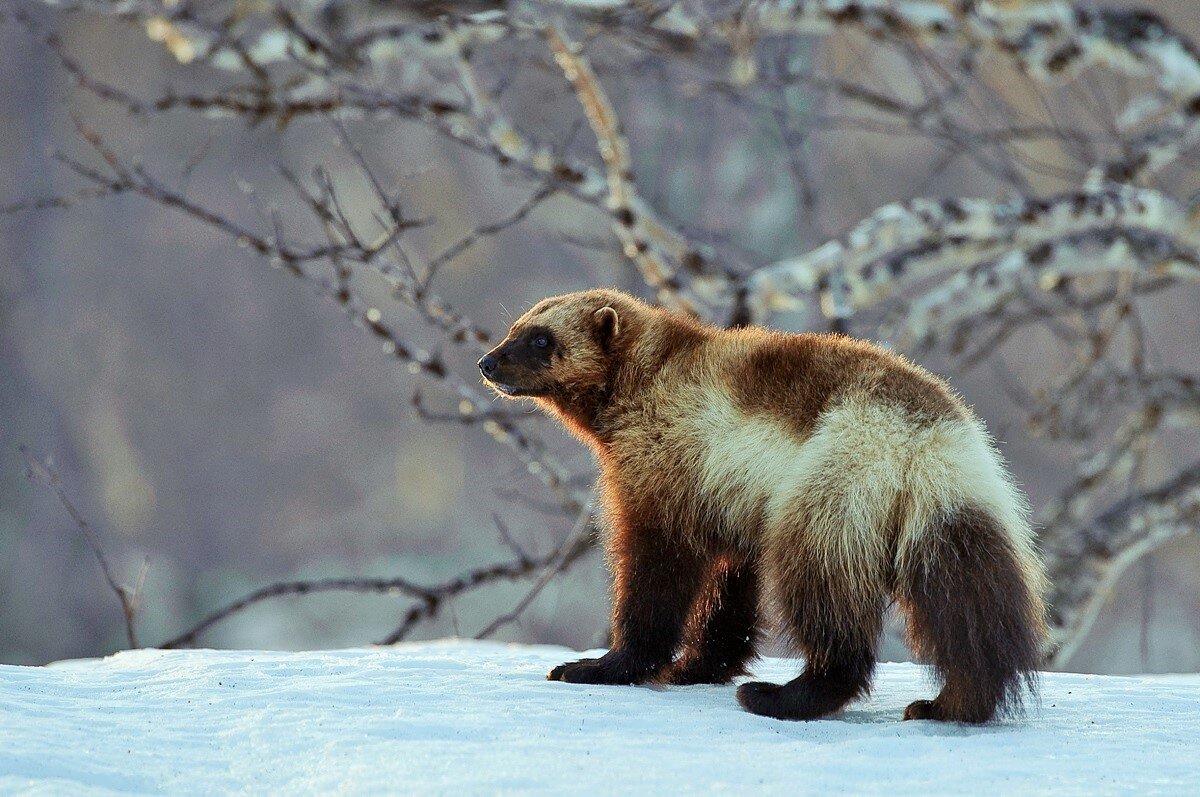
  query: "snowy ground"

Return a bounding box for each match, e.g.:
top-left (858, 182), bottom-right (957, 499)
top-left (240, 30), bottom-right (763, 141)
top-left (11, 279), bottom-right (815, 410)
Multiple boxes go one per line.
top-left (2, 641), bottom-right (1198, 795)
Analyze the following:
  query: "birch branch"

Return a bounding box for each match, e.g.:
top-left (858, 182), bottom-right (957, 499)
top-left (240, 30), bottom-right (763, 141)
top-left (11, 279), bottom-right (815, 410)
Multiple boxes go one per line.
top-left (746, 186), bottom-right (1200, 327)
top-left (38, 1), bottom-right (1200, 108)
top-left (1048, 461), bottom-right (1200, 667)
top-left (546, 25), bottom-right (712, 316)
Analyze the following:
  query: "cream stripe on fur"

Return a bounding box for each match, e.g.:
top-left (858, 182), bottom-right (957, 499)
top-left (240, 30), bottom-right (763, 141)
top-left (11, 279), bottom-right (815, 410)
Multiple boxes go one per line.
top-left (691, 392), bottom-right (1046, 598)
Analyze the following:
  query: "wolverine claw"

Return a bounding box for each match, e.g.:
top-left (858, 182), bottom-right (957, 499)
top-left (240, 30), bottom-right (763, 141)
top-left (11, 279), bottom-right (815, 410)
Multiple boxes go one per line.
top-left (547, 658), bottom-right (602, 681)
top-left (902, 699), bottom-right (937, 721)
top-left (736, 680), bottom-right (782, 712)
top-left (547, 654), bottom-right (653, 685)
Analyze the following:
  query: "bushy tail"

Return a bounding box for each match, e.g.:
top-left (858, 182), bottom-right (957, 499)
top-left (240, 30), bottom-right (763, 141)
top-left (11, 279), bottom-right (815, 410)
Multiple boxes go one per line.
top-left (897, 503), bottom-right (1048, 722)
top-left (891, 417), bottom-right (1049, 722)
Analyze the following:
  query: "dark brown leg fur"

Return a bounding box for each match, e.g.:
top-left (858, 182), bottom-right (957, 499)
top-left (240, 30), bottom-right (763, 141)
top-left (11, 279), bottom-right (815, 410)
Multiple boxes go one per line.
top-left (660, 559), bottom-right (759, 685)
top-left (548, 521), bottom-right (708, 685)
top-left (899, 506), bottom-right (1045, 724)
top-left (738, 547), bottom-right (883, 720)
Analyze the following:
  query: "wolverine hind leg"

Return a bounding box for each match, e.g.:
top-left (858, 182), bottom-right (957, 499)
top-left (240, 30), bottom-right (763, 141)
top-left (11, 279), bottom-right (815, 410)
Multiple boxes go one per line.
top-left (737, 531), bottom-right (883, 720)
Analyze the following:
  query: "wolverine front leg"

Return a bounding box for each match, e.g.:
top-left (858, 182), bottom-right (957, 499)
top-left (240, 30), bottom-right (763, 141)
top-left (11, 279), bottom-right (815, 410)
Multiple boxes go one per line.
top-left (660, 558), bottom-right (759, 685)
top-left (548, 523), bottom-right (707, 685)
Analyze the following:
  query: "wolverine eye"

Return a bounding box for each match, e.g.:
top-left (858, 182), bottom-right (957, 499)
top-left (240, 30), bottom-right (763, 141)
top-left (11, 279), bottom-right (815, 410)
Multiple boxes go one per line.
top-left (531, 335), bottom-right (550, 349)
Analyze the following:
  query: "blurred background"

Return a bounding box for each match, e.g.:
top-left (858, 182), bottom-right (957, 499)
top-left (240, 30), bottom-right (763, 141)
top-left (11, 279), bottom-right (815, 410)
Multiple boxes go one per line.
top-left (2, 0), bottom-right (1198, 672)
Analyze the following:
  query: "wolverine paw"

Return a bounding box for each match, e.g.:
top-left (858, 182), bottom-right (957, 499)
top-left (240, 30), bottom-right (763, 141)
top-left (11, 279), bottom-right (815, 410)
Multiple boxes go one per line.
top-left (736, 680), bottom-right (846, 721)
top-left (902, 697), bottom-right (993, 724)
top-left (662, 670), bottom-right (732, 686)
top-left (547, 653), bottom-right (653, 685)
top-left (902, 699), bottom-right (939, 721)
top-left (736, 680), bottom-right (783, 713)
top-left (547, 658), bottom-right (605, 683)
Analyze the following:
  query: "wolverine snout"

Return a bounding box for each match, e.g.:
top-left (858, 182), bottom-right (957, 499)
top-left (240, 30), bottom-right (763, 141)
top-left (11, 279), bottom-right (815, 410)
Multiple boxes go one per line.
top-left (478, 345), bottom-right (528, 395)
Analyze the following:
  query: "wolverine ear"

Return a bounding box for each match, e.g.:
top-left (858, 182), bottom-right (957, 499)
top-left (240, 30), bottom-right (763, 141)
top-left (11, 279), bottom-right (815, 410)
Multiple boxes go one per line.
top-left (593, 306), bottom-right (620, 348)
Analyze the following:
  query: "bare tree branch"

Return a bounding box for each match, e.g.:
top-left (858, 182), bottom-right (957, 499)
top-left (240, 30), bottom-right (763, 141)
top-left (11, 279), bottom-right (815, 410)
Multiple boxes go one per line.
top-left (475, 504), bottom-right (595, 640)
top-left (1048, 460), bottom-right (1200, 667)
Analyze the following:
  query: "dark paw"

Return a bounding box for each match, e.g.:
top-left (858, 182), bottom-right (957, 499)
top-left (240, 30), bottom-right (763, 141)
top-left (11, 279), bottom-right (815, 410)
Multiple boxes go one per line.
top-left (737, 679), bottom-right (851, 721)
top-left (663, 670), bottom-right (731, 686)
top-left (903, 697), bottom-right (992, 724)
top-left (902, 699), bottom-right (939, 721)
top-left (548, 658), bottom-right (590, 681)
top-left (736, 680), bottom-right (783, 713)
top-left (546, 653), bottom-right (652, 685)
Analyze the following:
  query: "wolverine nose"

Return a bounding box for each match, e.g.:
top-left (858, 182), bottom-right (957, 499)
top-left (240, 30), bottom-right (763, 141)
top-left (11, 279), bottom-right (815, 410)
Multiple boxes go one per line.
top-left (479, 355), bottom-right (498, 378)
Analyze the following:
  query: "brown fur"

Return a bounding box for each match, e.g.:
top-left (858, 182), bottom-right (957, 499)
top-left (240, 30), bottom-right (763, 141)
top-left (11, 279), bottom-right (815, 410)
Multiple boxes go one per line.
top-left (481, 289), bottom-right (1049, 723)
top-left (729, 333), bottom-right (965, 439)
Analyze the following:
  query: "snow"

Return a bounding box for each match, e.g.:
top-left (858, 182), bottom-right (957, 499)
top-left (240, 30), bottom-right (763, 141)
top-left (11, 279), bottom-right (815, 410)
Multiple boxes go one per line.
top-left (2, 640), bottom-right (1198, 795)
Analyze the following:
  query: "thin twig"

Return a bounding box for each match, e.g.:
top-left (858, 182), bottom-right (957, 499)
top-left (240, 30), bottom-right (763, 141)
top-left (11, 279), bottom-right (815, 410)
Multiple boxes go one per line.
top-left (475, 505), bottom-right (595, 640)
top-left (20, 446), bottom-right (144, 648)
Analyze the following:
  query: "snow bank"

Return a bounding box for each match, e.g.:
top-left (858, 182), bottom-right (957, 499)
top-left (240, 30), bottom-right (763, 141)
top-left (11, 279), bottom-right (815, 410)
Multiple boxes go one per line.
top-left (2, 641), bottom-right (1197, 795)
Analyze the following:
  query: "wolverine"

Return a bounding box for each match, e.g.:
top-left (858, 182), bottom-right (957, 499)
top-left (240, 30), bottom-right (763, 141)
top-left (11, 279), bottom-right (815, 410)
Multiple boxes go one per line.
top-left (479, 288), bottom-right (1048, 723)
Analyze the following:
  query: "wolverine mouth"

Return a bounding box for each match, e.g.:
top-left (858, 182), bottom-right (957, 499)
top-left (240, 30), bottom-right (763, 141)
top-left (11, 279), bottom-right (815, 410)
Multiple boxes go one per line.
top-left (483, 378), bottom-right (540, 398)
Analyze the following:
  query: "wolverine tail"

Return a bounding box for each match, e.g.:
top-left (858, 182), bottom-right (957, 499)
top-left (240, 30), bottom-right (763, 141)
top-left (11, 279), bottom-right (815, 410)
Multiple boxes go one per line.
top-left (894, 418), bottom-right (1049, 722)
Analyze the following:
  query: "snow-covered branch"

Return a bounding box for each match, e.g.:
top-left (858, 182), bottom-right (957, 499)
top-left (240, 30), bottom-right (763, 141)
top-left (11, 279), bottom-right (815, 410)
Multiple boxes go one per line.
top-left (746, 186), bottom-right (1199, 328)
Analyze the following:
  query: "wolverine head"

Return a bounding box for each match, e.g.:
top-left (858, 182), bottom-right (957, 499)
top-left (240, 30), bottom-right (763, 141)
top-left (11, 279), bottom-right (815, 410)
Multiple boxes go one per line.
top-left (478, 289), bottom-right (629, 402)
